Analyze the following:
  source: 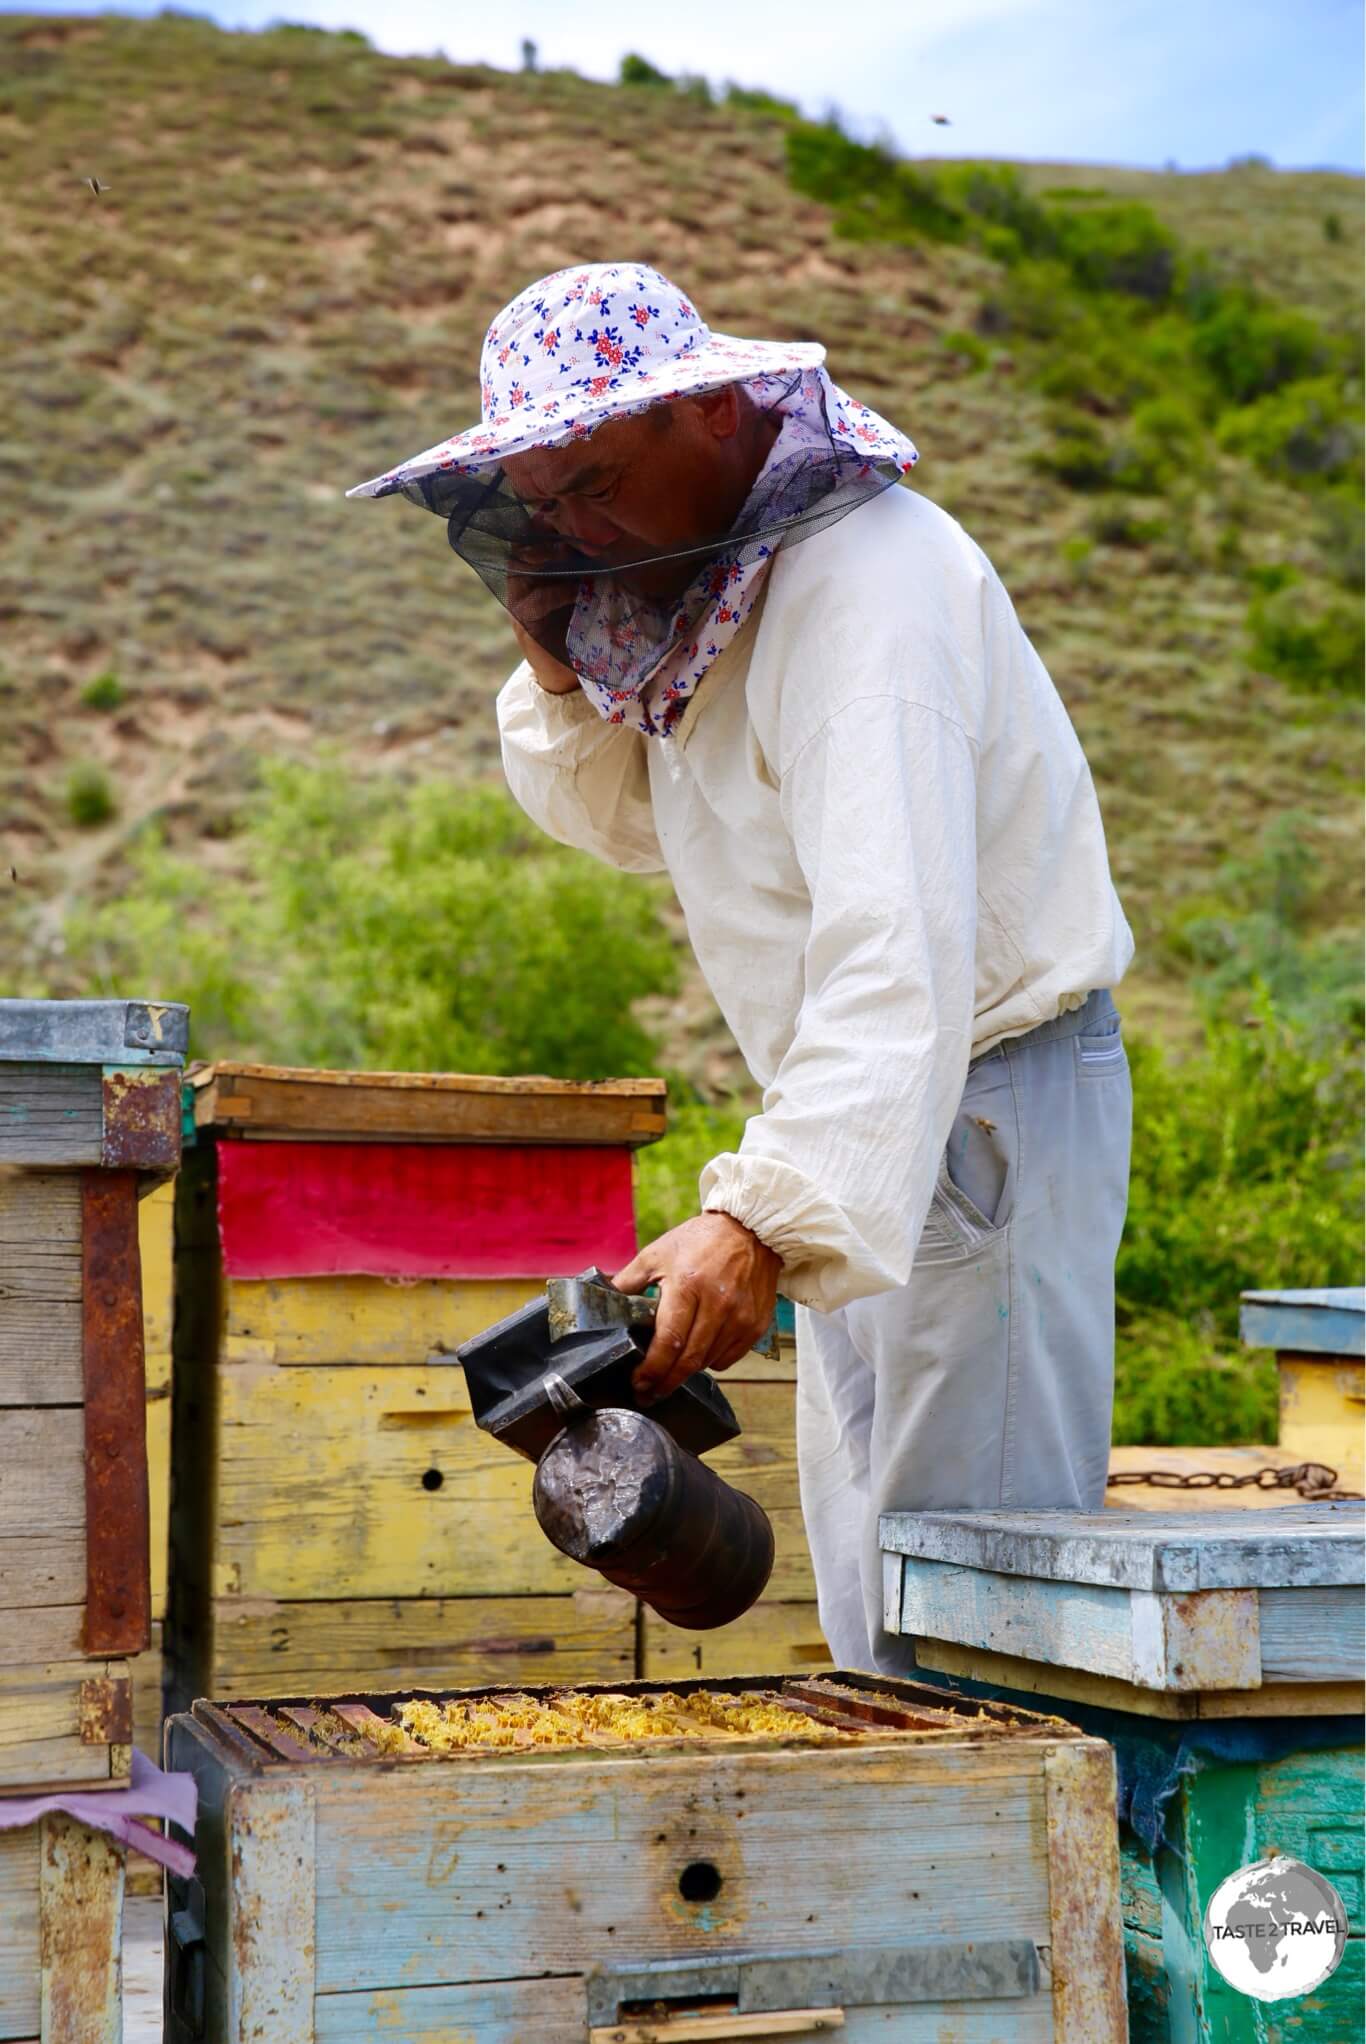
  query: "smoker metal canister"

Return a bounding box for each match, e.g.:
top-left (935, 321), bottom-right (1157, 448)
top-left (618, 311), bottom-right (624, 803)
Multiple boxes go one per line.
top-left (532, 1406), bottom-right (774, 1631)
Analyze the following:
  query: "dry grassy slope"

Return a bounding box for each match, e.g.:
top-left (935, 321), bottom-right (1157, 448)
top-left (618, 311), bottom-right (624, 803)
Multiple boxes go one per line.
top-left (0, 14), bottom-right (1360, 1077)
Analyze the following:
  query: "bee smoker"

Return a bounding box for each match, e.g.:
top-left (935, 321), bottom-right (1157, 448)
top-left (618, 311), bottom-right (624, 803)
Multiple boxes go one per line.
top-left (455, 1272), bottom-right (774, 1631)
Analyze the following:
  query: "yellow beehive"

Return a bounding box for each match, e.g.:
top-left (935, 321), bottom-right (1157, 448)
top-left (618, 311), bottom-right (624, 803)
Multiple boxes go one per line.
top-left (162, 1062), bottom-right (826, 1720)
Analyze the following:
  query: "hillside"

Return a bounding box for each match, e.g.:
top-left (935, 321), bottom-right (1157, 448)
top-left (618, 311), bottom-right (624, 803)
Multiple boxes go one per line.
top-left (1, 13), bottom-right (1361, 1082)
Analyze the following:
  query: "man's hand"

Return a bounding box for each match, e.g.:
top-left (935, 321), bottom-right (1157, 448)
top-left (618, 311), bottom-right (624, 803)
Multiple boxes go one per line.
top-left (511, 611), bottom-right (581, 694)
top-left (508, 553), bottom-right (582, 694)
top-left (613, 1213), bottom-right (782, 1405)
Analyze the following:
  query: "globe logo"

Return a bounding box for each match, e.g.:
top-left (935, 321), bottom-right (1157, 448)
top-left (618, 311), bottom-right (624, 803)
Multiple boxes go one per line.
top-left (1204, 1855), bottom-right (1348, 2001)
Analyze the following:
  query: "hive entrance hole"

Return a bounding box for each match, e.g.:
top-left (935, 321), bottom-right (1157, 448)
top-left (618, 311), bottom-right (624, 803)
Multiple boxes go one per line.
top-left (421, 1468), bottom-right (444, 1491)
top-left (678, 1860), bottom-right (723, 1904)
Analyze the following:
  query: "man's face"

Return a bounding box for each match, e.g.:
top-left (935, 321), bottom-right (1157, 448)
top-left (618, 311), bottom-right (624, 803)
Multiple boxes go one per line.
top-left (501, 386), bottom-right (749, 601)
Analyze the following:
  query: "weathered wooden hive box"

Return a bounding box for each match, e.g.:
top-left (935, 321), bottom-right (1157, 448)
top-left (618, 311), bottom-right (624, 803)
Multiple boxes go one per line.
top-left (881, 1503), bottom-right (1365, 2043)
top-left (0, 1812), bottom-right (126, 2043)
top-left (0, 997), bottom-right (186, 1795)
top-left (165, 1064), bottom-right (823, 1715)
top-left (1241, 1285), bottom-right (1365, 1475)
top-left (163, 1671), bottom-right (1126, 2043)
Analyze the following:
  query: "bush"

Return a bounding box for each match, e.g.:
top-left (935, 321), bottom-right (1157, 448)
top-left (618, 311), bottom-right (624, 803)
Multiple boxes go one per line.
top-left (1033, 407), bottom-right (1116, 490)
top-left (724, 82), bottom-right (799, 119)
top-left (1191, 292), bottom-right (1327, 405)
top-left (619, 52), bottom-right (673, 89)
top-left (1215, 375), bottom-right (1361, 483)
top-left (1113, 1311), bottom-right (1277, 1446)
top-left (63, 762), bottom-right (680, 1075)
top-left (1117, 1006), bottom-right (1361, 1382)
top-left (940, 327), bottom-right (989, 372)
top-left (1086, 497), bottom-right (1169, 547)
top-left (1165, 815), bottom-right (1364, 1037)
top-left (785, 122), bottom-right (964, 244)
top-left (80, 671), bottom-right (125, 711)
top-left (1110, 395), bottom-right (1204, 491)
top-left (634, 1092), bottom-right (748, 1245)
top-left (1246, 567), bottom-right (1365, 696)
top-left (1052, 200), bottom-right (1181, 302)
top-left (65, 762), bottom-right (116, 827)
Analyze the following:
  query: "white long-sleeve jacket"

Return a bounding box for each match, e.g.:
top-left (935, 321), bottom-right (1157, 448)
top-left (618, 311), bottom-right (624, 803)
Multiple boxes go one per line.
top-left (497, 485), bottom-right (1133, 1313)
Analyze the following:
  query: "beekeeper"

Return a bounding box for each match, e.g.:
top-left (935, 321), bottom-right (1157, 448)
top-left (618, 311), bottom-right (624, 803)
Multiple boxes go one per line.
top-left (349, 261), bottom-right (1135, 1674)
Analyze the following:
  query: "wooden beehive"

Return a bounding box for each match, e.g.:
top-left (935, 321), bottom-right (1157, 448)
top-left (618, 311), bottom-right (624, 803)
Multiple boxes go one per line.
top-left (164, 1671), bottom-right (1126, 2043)
top-left (882, 1503), bottom-right (1366, 2043)
top-left (164, 1064), bottom-right (820, 1721)
top-left (1241, 1285), bottom-right (1365, 1472)
top-left (0, 1813), bottom-right (125, 2043)
top-left (0, 998), bottom-right (186, 1795)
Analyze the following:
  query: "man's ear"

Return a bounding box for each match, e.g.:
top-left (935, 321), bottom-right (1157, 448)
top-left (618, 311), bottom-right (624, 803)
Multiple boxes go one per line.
top-left (692, 384), bottom-right (742, 439)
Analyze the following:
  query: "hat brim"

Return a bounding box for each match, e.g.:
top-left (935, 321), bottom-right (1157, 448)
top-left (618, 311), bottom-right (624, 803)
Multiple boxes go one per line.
top-left (345, 332), bottom-right (827, 500)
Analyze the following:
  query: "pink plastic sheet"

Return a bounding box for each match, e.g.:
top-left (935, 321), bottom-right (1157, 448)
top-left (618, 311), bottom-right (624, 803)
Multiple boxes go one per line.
top-left (0, 1747), bottom-right (197, 1875)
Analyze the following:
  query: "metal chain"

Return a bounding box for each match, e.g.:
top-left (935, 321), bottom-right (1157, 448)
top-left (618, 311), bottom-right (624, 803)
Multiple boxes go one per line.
top-left (1106, 1461), bottom-right (1362, 1501)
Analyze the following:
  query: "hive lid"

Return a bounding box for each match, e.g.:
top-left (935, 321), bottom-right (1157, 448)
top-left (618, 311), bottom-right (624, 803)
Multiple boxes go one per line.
top-left (1240, 1287), bottom-right (1365, 1357)
top-left (879, 1502), bottom-right (1365, 1592)
top-left (189, 1061), bottom-right (667, 1146)
top-left (0, 998), bottom-right (188, 1066)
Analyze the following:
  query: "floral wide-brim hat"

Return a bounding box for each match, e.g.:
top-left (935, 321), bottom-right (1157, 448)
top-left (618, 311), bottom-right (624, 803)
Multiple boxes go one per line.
top-left (346, 261), bottom-right (826, 499)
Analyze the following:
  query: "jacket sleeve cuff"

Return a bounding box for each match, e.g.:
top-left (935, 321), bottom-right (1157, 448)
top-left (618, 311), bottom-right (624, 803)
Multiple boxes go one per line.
top-left (698, 1151), bottom-right (895, 1313)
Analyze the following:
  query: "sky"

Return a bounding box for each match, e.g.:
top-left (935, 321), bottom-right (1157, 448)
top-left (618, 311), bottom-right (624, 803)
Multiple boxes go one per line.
top-left (9, 0), bottom-right (1365, 172)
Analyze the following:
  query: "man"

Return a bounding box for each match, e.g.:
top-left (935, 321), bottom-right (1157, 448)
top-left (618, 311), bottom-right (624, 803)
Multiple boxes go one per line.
top-left (350, 261), bottom-right (1134, 1673)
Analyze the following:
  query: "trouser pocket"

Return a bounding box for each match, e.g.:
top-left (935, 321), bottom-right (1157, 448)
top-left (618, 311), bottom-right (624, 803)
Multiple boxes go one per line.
top-left (1075, 1013), bottom-right (1127, 1078)
top-left (915, 1082), bottom-right (1013, 1266)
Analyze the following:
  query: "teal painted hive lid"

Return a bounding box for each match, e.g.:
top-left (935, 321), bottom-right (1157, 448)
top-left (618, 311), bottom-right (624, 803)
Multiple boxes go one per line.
top-left (1240, 1287), bottom-right (1365, 1357)
top-left (878, 1501), bottom-right (1365, 1591)
top-left (0, 997), bottom-right (188, 1066)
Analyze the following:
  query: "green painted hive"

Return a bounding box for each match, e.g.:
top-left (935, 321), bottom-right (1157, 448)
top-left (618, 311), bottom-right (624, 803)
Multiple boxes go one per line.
top-left (880, 1502), bottom-right (1365, 2043)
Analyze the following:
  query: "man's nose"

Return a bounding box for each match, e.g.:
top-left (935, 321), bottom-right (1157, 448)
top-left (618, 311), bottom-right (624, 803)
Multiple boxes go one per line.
top-left (556, 501), bottom-right (623, 553)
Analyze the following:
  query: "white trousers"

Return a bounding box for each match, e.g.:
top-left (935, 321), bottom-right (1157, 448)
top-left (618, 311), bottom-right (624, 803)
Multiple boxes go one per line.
top-left (795, 990), bottom-right (1133, 1675)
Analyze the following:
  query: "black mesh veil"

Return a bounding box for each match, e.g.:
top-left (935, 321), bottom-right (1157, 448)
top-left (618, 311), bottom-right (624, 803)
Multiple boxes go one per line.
top-left (392, 372), bottom-right (903, 694)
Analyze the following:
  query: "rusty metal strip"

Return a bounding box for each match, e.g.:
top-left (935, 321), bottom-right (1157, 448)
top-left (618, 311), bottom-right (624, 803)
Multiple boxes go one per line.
top-left (100, 1066), bottom-right (182, 1171)
top-left (81, 1171), bottom-right (151, 1655)
top-left (79, 1675), bottom-right (133, 1746)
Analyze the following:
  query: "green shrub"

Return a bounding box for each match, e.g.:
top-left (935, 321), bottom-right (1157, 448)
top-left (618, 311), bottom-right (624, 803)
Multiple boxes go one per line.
top-left (1033, 408), bottom-right (1116, 490)
top-left (1165, 815), bottom-right (1364, 1036)
top-left (1059, 533), bottom-right (1095, 580)
top-left (634, 1092), bottom-right (748, 1245)
top-left (1246, 567), bottom-right (1365, 696)
top-left (64, 762), bottom-right (680, 1075)
top-left (1118, 1008), bottom-right (1362, 1367)
top-left (1191, 292), bottom-right (1327, 405)
top-left (1215, 375), bottom-right (1361, 483)
top-left (1052, 200), bottom-right (1181, 302)
top-left (80, 671), bottom-right (125, 712)
top-left (65, 763), bottom-right (116, 828)
top-left (1086, 497), bottom-right (1169, 547)
top-left (724, 82), bottom-right (799, 119)
top-left (937, 161), bottom-right (1056, 260)
top-left (619, 52), bottom-right (673, 89)
top-left (785, 122), bottom-right (964, 244)
top-left (1107, 395), bottom-right (1204, 491)
top-left (1113, 1310), bottom-right (1278, 1446)
top-left (940, 327), bottom-right (989, 371)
